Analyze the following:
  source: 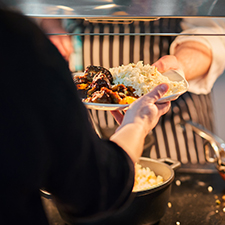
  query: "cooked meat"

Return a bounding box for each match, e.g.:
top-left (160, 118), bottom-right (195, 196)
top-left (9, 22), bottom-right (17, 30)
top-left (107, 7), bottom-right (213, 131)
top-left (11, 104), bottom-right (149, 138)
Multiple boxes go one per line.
top-left (126, 86), bottom-right (137, 97)
top-left (84, 65), bottom-right (113, 83)
top-left (76, 83), bottom-right (89, 90)
top-left (111, 84), bottom-right (127, 93)
top-left (73, 75), bottom-right (89, 85)
top-left (111, 84), bottom-right (136, 97)
top-left (73, 76), bottom-right (90, 99)
top-left (85, 87), bottom-right (122, 104)
top-left (87, 72), bottom-right (111, 96)
top-left (73, 65), bottom-right (137, 104)
top-left (106, 88), bottom-right (122, 104)
top-left (86, 90), bottom-right (111, 104)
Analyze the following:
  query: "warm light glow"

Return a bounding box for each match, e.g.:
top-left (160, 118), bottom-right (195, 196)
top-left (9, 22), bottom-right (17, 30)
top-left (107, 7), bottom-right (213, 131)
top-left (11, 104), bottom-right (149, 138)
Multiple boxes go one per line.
top-left (211, 142), bottom-right (219, 151)
top-left (56, 5), bottom-right (74, 11)
top-left (95, 4), bottom-right (117, 9)
top-left (208, 186), bottom-right (213, 192)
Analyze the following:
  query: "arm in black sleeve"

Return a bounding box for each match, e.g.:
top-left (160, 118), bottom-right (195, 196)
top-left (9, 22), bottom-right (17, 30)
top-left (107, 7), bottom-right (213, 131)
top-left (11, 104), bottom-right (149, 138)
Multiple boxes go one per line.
top-left (0, 8), bottom-right (134, 224)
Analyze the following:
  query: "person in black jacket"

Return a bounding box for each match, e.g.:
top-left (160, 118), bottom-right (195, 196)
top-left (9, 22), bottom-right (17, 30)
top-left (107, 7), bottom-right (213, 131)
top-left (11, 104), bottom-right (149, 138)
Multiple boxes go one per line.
top-left (0, 6), bottom-right (170, 225)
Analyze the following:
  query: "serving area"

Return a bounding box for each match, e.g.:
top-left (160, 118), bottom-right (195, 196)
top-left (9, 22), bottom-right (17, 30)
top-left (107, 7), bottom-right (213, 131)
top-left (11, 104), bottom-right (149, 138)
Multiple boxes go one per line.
top-left (2, 0), bottom-right (225, 224)
top-left (41, 167), bottom-right (225, 225)
top-left (159, 170), bottom-right (225, 225)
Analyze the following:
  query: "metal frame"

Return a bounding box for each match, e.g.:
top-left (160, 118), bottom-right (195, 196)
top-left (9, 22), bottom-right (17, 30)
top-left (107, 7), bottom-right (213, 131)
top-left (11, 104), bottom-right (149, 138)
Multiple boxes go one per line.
top-left (2, 0), bottom-right (225, 18)
top-left (46, 32), bottom-right (225, 37)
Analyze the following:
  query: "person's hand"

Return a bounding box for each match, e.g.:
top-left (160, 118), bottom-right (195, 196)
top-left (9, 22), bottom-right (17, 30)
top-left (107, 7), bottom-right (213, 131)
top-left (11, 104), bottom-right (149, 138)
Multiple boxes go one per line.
top-left (153, 41), bottom-right (212, 81)
top-left (40, 19), bottom-right (74, 61)
top-left (152, 55), bottom-right (184, 74)
top-left (110, 84), bottom-right (170, 163)
top-left (112, 83), bottom-right (170, 135)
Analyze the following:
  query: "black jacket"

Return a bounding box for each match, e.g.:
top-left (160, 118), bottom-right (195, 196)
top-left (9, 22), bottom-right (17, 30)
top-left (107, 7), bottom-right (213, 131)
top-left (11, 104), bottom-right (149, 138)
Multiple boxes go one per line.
top-left (0, 8), bottom-right (134, 225)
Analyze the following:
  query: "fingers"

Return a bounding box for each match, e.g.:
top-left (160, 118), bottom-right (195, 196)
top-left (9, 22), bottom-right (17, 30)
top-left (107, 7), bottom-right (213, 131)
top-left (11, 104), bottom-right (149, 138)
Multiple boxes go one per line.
top-left (152, 55), bottom-right (179, 73)
top-left (144, 83), bottom-right (170, 103)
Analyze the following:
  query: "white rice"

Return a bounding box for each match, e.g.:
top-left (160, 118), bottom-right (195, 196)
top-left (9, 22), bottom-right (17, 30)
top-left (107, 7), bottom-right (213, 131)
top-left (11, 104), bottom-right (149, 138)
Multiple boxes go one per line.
top-left (109, 61), bottom-right (186, 97)
top-left (133, 163), bottom-right (163, 192)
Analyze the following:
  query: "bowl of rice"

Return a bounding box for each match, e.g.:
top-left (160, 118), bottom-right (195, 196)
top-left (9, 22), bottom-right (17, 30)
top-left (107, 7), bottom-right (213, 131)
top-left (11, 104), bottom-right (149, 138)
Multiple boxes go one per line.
top-left (73, 157), bottom-right (181, 225)
top-left (102, 157), bottom-right (181, 225)
top-left (41, 157), bottom-right (180, 225)
top-left (132, 161), bottom-right (164, 193)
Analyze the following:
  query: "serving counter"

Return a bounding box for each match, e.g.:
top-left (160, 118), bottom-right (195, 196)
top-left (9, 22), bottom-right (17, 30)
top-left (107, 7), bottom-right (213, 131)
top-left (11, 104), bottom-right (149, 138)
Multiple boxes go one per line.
top-left (3, 1), bottom-right (225, 224)
top-left (41, 168), bottom-right (225, 225)
top-left (158, 170), bottom-right (225, 225)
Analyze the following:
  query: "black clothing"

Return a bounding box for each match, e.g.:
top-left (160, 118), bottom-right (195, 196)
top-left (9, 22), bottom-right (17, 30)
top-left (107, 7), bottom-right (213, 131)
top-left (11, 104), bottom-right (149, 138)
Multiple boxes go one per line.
top-left (0, 8), bottom-right (134, 225)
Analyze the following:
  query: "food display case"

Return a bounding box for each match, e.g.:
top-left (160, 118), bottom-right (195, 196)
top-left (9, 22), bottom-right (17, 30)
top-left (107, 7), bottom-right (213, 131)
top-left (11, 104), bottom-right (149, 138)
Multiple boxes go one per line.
top-left (3, 0), bottom-right (225, 224)
top-left (2, 0), bottom-right (225, 19)
top-left (3, 0), bottom-right (225, 35)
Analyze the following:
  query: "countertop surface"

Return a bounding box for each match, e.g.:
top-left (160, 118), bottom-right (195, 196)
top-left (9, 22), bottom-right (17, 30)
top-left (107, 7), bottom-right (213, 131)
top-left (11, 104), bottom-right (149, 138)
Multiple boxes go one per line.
top-left (42, 169), bottom-right (225, 225)
top-left (158, 170), bottom-right (225, 225)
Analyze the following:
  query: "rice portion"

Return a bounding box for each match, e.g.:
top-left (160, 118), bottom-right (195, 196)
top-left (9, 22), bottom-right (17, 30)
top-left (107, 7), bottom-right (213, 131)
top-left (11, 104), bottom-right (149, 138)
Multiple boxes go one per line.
top-left (109, 61), bottom-right (186, 97)
top-left (133, 163), bottom-right (163, 192)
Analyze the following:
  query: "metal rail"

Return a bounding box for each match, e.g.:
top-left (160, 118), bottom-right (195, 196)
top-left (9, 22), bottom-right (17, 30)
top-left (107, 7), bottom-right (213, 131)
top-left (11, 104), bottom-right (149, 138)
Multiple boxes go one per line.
top-left (47, 32), bottom-right (225, 36)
